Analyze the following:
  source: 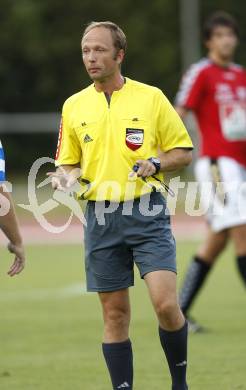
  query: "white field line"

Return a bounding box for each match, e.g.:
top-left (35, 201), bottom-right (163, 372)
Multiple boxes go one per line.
top-left (0, 282), bottom-right (91, 302)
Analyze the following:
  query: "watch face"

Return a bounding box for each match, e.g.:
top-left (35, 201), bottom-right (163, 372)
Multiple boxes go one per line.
top-left (152, 158), bottom-right (160, 164)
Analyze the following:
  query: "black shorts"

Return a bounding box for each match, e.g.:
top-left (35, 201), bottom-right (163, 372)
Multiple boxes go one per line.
top-left (84, 192), bottom-right (176, 292)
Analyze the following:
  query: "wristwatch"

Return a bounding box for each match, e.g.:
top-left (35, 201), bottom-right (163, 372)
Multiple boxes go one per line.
top-left (148, 157), bottom-right (161, 174)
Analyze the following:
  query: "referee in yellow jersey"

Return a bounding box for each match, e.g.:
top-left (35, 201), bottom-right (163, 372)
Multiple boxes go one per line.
top-left (50, 21), bottom-right (193, 390)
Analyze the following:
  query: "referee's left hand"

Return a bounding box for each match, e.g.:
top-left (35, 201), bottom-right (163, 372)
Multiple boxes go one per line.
top-left (132, 159), bottom-right (157, 178)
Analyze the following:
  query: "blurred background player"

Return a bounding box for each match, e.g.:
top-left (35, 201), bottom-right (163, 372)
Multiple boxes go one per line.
top-left (175, 11), bottom-right (246, 332)
top-left (0, 140), bottom-right (25, 276)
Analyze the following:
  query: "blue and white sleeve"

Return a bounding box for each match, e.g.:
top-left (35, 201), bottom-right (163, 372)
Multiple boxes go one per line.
top-left (0, 140), bottom-right (6, 182)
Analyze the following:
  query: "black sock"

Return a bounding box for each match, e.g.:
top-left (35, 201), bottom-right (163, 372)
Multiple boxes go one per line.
top-left (102, 339), bottom-right (133, 389)
top-left (237, 255), bottom-right (246, 287)
top-left (179, 256), bottom-right (212, 315)
top-left (159, 322), bottom-right (188, 390)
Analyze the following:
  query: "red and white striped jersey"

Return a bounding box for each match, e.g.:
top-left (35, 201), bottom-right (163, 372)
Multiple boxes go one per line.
top-left (175, 58), bottom-right (246, 167)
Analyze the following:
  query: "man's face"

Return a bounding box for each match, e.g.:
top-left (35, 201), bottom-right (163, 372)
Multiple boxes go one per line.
top-left (81, 27), bottom-right (123, 81)
top-left (206, 26), bottom-right (238, 60)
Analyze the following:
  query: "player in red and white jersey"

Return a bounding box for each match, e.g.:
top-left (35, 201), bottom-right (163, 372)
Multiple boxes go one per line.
top-left (175, 12), bottom-right (246, 332)
top-left (176, 59), bottom-right (246, 167)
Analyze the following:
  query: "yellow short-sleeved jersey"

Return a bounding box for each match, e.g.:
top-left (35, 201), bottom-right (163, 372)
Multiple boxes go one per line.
top-left (55, 78), bottom-right (193, 201)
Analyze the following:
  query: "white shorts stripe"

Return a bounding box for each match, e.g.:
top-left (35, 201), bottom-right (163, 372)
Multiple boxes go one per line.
top-left (195, 156), bottom-right (246, 232)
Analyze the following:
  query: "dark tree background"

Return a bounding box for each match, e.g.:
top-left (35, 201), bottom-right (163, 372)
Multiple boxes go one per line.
top-left (1, 0), bottom-right (246, 171)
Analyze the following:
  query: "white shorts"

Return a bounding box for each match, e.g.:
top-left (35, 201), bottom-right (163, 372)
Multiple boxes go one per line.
top-left (195, 156), bottom-right (246, 232)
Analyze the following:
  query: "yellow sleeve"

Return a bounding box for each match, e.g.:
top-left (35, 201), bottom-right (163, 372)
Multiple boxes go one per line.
top-left (156, 90), bottom-right (193, 152)
top-left (55, 100), bottom-right (82, 167)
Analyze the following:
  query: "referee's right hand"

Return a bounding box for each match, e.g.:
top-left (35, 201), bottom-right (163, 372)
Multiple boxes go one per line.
top-left (46, 172), bottom-right (75, 191)
top-left (47, 167), bottom-right (81, 192)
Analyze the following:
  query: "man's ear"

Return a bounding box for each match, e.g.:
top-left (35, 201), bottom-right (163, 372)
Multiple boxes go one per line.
top-left (114, 49), bottom-right (124, 64)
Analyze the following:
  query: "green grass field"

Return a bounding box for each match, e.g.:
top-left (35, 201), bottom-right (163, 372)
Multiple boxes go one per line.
top-left (0, 242), bottom-right (245, 390)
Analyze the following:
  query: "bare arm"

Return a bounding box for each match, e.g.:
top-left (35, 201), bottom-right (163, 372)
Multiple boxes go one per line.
top-left (159, 148), bottom-right (192, 172)
top-left (175, 106), bottom-right (189, 121)
top-left (135, 148), bottom-right (192, 178)
top-left (0, 184), bottom-right (25, 276)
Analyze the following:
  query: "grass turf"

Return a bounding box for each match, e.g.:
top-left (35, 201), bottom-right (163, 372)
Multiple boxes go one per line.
top-left (0, 242), bottom-right (245, 390)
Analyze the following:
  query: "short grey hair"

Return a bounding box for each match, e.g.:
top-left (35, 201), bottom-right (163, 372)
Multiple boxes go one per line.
top-left (82, 21), bottom-right (127, 53)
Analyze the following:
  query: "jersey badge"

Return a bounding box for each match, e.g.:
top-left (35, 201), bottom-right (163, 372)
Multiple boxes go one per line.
top-left (126, 128), bottom-right (144, 150)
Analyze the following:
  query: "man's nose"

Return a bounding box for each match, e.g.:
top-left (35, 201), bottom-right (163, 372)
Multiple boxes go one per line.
top-left (88, 51), bottom-right (96, 62)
